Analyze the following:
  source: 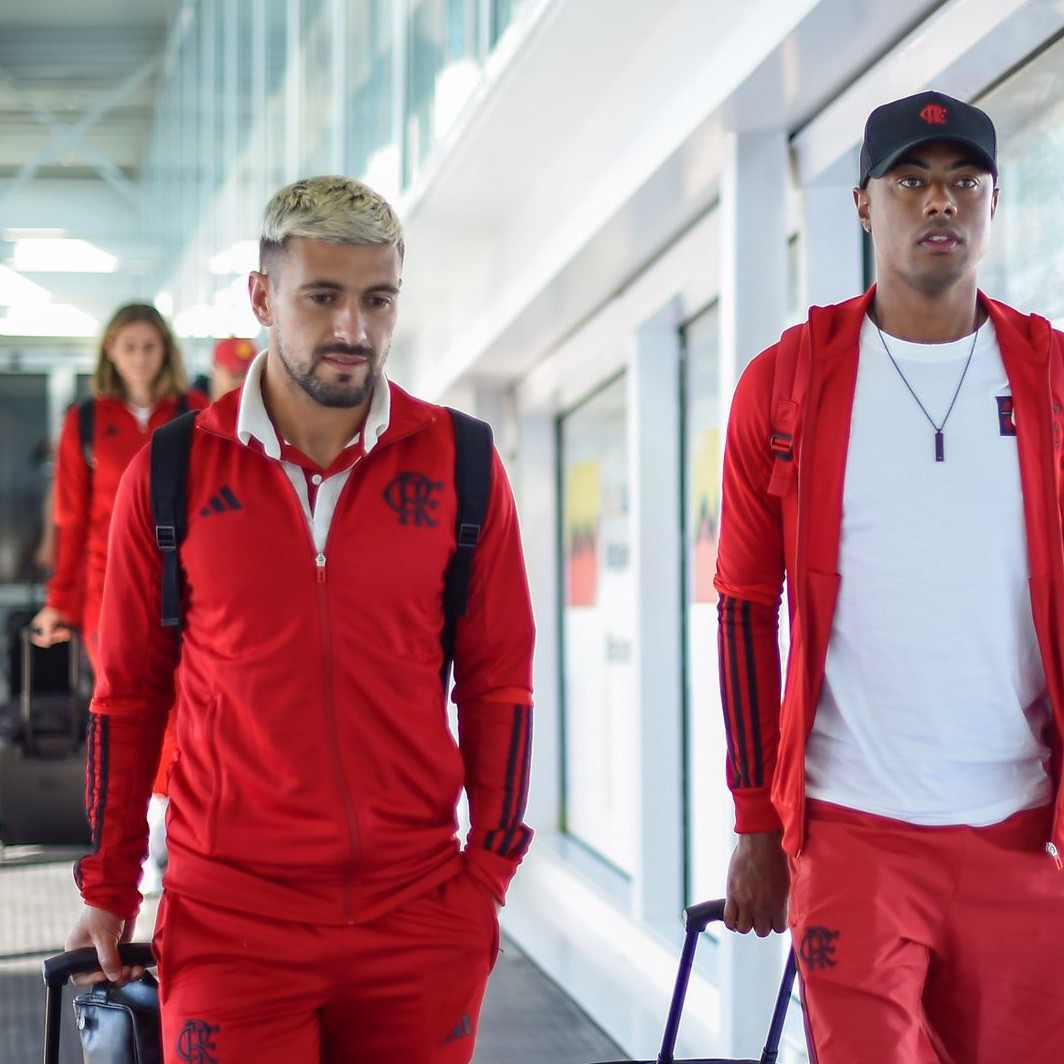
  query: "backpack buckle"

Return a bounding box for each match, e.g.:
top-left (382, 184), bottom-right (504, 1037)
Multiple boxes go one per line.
top-left (769, 431), bottom-right (793, 461)
top-left (155, 525), bottom-right (178, 551)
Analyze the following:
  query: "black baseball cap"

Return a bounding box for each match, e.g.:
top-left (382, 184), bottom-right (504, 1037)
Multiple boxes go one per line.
top-left (858, 90), bottom-right (997, 187)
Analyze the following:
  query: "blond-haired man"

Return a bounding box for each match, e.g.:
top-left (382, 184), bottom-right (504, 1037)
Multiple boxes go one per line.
top-left (65, 176), bottom-right (535, 1063)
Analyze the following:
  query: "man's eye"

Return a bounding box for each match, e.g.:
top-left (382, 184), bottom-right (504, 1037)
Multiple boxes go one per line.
top-left (309, 293), bottom-right (334, 304)
top-left (898, 176), bottom-right (923, 188)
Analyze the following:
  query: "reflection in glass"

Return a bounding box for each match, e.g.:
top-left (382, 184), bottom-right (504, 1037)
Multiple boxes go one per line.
top-left (560, 375), bottom-right (636, 875)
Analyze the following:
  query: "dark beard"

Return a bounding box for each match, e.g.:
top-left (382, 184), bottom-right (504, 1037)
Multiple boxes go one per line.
top-left (278, 339), bottom-right (381, 409)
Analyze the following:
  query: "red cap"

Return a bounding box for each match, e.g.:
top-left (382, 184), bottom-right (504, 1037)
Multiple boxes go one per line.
top-left (213, 337), bottom-right (256, 374)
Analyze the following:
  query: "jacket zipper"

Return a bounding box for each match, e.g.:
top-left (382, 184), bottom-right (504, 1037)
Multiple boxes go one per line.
top-left (1047, 842), bottom-right (1062, 870)
top-left (315, 551), bottom-right (362, 920)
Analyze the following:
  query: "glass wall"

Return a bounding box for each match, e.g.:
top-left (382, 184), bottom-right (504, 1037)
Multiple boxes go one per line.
top-left (142, 0), bottom-right (538, 340)
top-left (979, 36), bottom-right (1064, 325)
top-left (679, 304), bottom-right (732, 903)
top-left (560, 375), bottom-right (636, 874)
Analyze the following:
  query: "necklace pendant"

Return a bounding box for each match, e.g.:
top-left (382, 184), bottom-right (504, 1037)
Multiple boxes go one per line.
top-left (935, 430), bottom-right (944, 462)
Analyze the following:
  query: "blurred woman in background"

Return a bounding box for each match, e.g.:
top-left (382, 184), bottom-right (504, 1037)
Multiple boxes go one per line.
top-left (31, 303), bottom-right (206, 893)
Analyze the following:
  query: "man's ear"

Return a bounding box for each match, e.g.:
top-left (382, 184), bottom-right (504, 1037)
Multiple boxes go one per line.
top-left (248, 271), bottom-right (273, 328)
top-left (854, 187), bottom-right (871, 233)
top-left (991, 184), bottom-right (1000, 219)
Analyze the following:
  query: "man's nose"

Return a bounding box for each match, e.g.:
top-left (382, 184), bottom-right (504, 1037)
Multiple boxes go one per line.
top-left (334, 301), bottom-right (368, 344)
top-left (924, 181), bottom-right (957, 216)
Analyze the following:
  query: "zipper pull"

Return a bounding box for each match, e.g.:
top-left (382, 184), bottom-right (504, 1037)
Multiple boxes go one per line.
top-left (316, 552), bottom-right (326, 583)
top-left (1047, 842), bottom-right (1062, 870)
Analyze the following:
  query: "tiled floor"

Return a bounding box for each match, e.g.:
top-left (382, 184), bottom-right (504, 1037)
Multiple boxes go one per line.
top-left (1, 845), bottom-right (624, 1063)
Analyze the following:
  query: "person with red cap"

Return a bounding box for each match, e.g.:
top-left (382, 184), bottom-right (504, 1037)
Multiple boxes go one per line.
top-left (209, 335), bottom-right (257, 399)
top-left (716, 90), bottom-right (1064, 1061)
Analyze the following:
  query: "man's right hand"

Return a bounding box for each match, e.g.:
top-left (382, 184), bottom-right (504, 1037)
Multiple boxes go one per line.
top-left (64, 904), bottom-right (143, 986)
top-left (723, 830), bottom-right (789, 936)
top-left (29, 606), bottom-right (72, 648)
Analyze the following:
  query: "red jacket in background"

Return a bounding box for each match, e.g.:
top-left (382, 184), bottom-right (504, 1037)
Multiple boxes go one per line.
top-left (76, 382), bottom-right (536, 924)
top-left (714, 288), bottom-right (1064, 859)
top-left (48, 392), bottom-right (208, 641)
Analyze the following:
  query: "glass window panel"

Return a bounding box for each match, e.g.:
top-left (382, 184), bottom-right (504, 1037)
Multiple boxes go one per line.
top-left (405, 0), bottom-right (482, 185)
top-left (560, 375), bottom-right (636, 874)
top-left (301, 0), bottom-right (334, 173)
top-left (979, 37), bottom-right (1064, 326)
top-left (680, 304), bottom-right (732, 903)
top-left (349, 0), bottom-right (399, 198)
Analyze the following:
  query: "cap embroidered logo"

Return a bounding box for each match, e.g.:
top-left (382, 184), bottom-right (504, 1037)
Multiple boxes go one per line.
top-left (919, 103), bottom-right (948, 125)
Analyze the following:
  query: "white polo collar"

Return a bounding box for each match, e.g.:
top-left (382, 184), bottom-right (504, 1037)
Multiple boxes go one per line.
top-left (235, 349), bottom-right (392, 459)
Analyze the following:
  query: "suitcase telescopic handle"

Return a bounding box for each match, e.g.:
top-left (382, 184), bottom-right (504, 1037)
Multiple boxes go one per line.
top-left (42, 942), bottom-right (155, 989)
top-left (683, 898), bottom-right (726, 933)
top-left (20, 626), bottom-right (81, 756)
top-left (41, 943), bottom-right (155, 1064)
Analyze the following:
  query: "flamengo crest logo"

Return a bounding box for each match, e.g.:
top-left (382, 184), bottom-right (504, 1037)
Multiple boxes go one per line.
top-left (383, 472), bottom-right (443, 527)
top-left (919, 103), bottom-right (948, 125)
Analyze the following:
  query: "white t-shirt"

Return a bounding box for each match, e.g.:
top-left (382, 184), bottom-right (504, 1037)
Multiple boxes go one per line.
top-left (804, 316), bottom-right (1051, 826)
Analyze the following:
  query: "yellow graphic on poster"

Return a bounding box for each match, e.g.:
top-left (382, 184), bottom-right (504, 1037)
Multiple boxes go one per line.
top-left (691, 428), bottom-right (721, 603)
top-left (566, 459), bottom-right (600, 607)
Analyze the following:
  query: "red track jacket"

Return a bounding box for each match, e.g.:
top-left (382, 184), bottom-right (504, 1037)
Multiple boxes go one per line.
top-left (48, 393), bottom-right (207, 636)
top-left (76, 382), bottom-right (535, 922)
top-left (714, 288), bottom-right (1064, 859)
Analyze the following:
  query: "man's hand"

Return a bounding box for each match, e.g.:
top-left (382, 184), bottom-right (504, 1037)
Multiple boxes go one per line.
top-left (723, 830), bottom-right (789, 936)
top-left (64, 905), bottom-right (143, 986)
top-left (29, 606), bottom-right (72, 648)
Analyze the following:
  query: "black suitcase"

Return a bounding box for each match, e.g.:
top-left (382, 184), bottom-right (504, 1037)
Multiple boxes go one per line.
top-left (42, 942), bottom-right (160, 1064)
top-left (590, 899), bottom-right (797, 1064)
top-left (0, 628), bottom-right (91, 846)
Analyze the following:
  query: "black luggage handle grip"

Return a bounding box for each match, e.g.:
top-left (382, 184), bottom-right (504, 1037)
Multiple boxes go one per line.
top-left (42, 942), bottom-right (155, 988)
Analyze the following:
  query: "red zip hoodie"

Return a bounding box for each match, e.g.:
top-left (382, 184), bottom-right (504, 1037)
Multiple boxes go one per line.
top-left (48, 393), bottom-right (208, 638)
top-left (76, 382), bottom-right (535, 922)
top-left (715, 288), bottom-right (1064, 861)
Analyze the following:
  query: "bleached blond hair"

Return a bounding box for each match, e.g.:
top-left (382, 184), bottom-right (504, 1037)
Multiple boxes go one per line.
top-left (260, 175), bottom-right (405, 269)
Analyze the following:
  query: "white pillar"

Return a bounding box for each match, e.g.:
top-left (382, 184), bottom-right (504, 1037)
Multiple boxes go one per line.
top-left (802, 180), bottom-right (865, 309)
top-left (516, 410), bottom-right (561, 833)
top-left (720, 128), bottom-right (789, 387)
top-left (629, 302), bottom-right (684, 925)
top-left (717, 126), bottom-right (792, 1057)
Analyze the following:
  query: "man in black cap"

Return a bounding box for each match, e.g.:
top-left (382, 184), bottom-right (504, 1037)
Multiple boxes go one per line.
top-left (714, 90), bottom-right (1064, 1061)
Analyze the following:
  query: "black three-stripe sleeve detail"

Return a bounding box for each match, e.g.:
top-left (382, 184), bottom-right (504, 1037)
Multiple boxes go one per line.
top-left (484, 704), bottom-right (532, 859)
top-left (718, 595), bottom-right (765, 789)
top-left (75, 714), bottom-right (108, 890)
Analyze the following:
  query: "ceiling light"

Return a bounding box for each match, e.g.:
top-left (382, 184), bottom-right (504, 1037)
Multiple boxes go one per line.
top-left (11, 238), bottom-right (118, 273)
top-left (0, 303), bottom-right (99, 337)
top-left (0, 265), bottom-right (51, 307)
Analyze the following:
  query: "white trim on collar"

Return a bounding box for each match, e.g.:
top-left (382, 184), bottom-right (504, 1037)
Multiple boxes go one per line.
top-left (235, 349), bottom-right (391, 457)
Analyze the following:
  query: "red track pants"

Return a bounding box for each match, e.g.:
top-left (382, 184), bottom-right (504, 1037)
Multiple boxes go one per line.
top-left (154, 869), bottom-right (500, 1063)
top-left (789, 800), bottom-right (1064, 1063)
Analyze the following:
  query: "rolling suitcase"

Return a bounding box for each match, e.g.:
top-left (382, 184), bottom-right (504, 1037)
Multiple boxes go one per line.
top-left (590, 899), bottom-right (797, 1064)
top-left (42, 942), bottom-right (160, 1064)
top-left (0, 628), bottom-right (91, 846)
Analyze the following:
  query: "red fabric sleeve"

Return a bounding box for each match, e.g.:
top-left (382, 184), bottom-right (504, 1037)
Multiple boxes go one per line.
top-left (74, 445), bottom-right (180, 917)
top-left (47, 405), bottom-right (90, 621)
top-left (452, 450), bottom-right (535, 903)
top-left (714, 349), bottom-right (787, 834)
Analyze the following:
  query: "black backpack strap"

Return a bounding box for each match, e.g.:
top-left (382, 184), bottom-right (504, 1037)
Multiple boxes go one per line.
top-left (150, 411), bottom-right (198, 629)
top-left (78, 397), bottom-right (95, 469)
top-left (174, 393), bottom-right (190, 418)
top-left (440, 408), bottom-right (494, 688)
